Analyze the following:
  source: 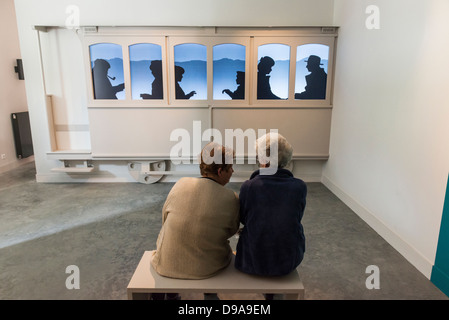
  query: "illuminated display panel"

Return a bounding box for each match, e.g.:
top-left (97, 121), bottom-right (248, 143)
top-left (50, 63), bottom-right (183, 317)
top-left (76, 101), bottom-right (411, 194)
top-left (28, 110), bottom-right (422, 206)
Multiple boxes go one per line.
top-left (257, 44), bottom-right (290, 100)
top-left (129, 43), bottom-right (163, 100)
top-left (174, 43), bottom-right (207, 100)
top-left (213, 44), bottom-right (246, 100)
top-left (84, 30), bottom-right (335, 105)
top-left (89, 43), bottom-right (125, 100)
top-left (295, 44), bottom-right (329, 100)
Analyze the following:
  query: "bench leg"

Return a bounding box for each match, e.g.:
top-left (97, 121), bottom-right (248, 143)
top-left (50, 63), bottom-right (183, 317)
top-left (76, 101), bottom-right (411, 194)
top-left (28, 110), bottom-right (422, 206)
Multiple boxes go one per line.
top-left (284, 291), bottom-right (304, 300)
top-left (131, 292), bottom-right (151, 300)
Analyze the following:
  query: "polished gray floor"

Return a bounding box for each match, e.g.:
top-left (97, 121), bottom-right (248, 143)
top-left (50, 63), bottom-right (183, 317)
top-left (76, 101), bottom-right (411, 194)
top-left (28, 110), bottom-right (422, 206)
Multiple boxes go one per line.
top-left (0, 162), bottom-right (447, 300)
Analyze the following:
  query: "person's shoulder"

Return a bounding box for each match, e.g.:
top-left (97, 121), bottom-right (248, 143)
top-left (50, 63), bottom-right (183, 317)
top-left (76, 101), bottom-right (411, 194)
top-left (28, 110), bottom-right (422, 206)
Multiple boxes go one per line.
top-left (208, 184), bottom-right (239, 206)
top-left (225, 189), bottom-right (240, 204)
top-left (291, 176), bottom-right (307, 191)
top-left (177, 177), bottom-right (193, 184)
top-left (221, 185), bottom-right (239, 197)
top-left (240, 176), bottom-right (256, 189)
top-left (175, 177), bottom-right (201, 188)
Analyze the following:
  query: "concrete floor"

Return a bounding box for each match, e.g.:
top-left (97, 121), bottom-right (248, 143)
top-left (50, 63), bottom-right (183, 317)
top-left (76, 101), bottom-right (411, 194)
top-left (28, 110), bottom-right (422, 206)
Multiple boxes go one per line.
top-left (0, 161), bottom-right (447, 300)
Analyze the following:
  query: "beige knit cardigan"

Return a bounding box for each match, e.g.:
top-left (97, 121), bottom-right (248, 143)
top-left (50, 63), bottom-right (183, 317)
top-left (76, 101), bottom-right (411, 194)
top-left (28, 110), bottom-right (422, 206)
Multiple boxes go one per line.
top-left (151, 177), bottom-right (240, 279)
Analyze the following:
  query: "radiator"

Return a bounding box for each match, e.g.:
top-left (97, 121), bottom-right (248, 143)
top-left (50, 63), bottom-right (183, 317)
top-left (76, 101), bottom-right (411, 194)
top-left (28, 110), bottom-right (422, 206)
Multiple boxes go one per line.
top-left (11, 111), bottom-right (34, 159)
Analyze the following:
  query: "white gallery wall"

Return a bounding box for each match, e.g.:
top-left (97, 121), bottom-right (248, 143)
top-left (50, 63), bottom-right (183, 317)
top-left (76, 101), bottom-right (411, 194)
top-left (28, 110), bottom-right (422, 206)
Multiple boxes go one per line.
top-left (324, 0), bottom-right (449, 278)
top-left (0, 0), bottom-right (32, 174)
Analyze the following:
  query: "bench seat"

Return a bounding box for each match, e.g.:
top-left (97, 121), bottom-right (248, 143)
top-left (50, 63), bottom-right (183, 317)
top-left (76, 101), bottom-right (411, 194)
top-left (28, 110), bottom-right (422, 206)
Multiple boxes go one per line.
top-left (127, 250), bottom-right (304, 300)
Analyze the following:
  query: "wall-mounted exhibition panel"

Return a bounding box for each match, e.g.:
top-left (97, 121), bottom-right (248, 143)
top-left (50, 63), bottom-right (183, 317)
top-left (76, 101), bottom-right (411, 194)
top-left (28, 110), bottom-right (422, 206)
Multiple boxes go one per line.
top-left (80, 27), bottom-right (336, 108)
top-left (252, 36), bottom-right (335, 107)
top-left (43, 27), bottom-right (336, 161)
top-left (82, 36), bottom-right (168, 107)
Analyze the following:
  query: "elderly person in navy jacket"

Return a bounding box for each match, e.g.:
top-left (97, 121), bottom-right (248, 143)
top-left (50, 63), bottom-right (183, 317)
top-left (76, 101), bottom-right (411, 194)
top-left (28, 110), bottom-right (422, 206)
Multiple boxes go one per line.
top-left (235, 133), bottom-right (307, 294)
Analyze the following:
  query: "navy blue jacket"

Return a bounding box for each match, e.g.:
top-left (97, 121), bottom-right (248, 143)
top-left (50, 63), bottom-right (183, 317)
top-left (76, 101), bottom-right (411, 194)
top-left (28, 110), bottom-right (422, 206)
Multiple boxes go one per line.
top-left (235, 169), bottom-right (307, 276)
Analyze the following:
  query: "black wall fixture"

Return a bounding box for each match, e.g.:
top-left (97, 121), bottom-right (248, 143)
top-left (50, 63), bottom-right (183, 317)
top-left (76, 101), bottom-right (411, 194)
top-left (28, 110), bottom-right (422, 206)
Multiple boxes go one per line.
top-left (14, 59), bottom-right (24, 80)
top-left (11, 112), bottom-right (34, 159)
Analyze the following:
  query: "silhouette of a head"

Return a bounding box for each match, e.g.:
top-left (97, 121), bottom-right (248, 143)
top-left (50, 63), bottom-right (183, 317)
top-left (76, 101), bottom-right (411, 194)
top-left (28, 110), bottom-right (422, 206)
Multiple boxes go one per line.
top-left (258, 56), bottom-right (275, 75)
top-left (236, 71), bottom-right (245, 85)
top-left (175, 65), bottom-right (185, 81)
top-left (93, 59), bottom-right (111, 74)
top-left (150, 60), bottom-right (162, 77)
top-left (305, 55), bottom-right (323, 71)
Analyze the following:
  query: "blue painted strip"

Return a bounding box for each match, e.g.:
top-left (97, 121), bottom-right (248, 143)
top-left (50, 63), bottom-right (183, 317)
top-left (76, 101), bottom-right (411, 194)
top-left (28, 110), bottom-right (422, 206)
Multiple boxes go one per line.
top-left (431, 265), bottom-right (449, 297)
top-left (431, 174), bottom-right (449, 297)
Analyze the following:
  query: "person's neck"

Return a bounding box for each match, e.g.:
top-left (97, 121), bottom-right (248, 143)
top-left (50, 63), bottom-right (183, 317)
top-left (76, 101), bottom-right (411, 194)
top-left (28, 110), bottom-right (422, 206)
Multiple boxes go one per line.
top-left (202, 174), bottom-right (222, 185)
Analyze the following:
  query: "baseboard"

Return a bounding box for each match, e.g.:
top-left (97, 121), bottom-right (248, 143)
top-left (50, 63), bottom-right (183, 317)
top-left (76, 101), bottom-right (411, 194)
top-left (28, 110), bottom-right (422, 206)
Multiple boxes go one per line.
top-left (37, 173), bottom-right (323, 184)
top-left (0, 156), bottom-right (34, 175)
top-left (36, 172), bottom-right (135, 183)
top-left (37, 166), bottom-right (323, 184)
top-left (321, 174), bottom-right (434, 279)
top-left (431, 265), bottom-right (449, 297)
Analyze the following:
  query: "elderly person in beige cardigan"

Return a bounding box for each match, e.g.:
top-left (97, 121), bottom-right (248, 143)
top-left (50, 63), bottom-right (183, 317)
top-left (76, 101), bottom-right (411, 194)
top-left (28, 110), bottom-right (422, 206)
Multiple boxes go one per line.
top-left (150, 142), bottom-right (240, 300)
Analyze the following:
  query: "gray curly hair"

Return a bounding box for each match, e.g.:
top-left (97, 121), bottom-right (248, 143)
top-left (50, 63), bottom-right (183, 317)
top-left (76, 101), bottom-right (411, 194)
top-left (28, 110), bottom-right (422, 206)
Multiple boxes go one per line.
top-left (256, 132), bottom-right (293, 169)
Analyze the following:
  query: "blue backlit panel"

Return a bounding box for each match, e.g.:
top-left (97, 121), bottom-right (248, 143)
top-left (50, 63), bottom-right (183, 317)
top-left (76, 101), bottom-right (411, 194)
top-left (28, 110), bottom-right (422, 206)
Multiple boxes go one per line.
top-left (174, 43), bottom-right (207, 100)
top-left (257, 44), bottom-right (290, 100)
top-left (295, 44), bottom-right (329, 100)
top-left (89, 43), bottom-right (125, 100)
top-left (213, 44), bottom-right (246, 100)
top-left (129, 43), bottom-right (163, 100)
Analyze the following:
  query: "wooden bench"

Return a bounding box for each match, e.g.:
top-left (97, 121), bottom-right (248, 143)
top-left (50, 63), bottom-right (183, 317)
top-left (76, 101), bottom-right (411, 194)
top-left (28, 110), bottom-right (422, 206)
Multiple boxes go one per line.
top-left (127, 250), bottom-right (304, 300)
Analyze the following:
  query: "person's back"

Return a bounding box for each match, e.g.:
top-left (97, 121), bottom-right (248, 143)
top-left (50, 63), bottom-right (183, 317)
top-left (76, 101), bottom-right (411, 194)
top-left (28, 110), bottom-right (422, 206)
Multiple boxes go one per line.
top-left (235, 133), bottom-right (307, 277)
top-left (151, 142), bottom-right (239, 281)
top-left (152, 177), bottom-right (239, 279)
top-left (235, 169), bottom-right (306, 276)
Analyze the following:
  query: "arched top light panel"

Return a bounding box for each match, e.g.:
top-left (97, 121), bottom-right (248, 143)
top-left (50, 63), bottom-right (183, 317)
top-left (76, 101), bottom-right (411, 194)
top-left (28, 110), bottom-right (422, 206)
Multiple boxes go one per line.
top-left (257, 43), bottom-right (290, 100)
top-left (129, 43), bottom-right (163, 100)
top-left (89, 43), bottom-right (125, 100)
top-left (174, 43), bottom-right (207, 100)
top-left (213, 43), bottom-right (246, 100)
top-left (295, 43), bottom-right (329, 100)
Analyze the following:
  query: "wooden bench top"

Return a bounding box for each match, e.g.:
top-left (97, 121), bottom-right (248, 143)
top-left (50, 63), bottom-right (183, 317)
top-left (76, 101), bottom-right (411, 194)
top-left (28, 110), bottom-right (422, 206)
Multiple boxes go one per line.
top-left (127, 251), bottom-right (304, 299)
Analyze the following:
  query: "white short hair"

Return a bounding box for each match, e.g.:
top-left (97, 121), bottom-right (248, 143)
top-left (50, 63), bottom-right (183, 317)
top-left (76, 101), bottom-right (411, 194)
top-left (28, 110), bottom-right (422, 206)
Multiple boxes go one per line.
top-left (255, 133), bottom-right (293, 169)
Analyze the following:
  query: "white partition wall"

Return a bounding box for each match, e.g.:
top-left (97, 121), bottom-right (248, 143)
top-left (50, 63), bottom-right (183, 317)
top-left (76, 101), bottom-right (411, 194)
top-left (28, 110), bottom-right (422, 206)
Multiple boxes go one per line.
top-left (324, 0), bottom-right (449, 280)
